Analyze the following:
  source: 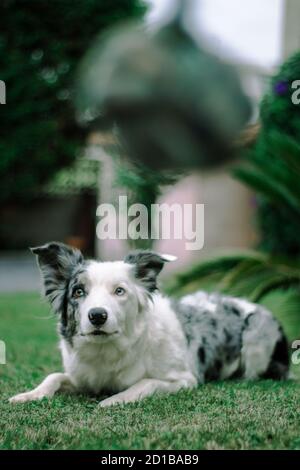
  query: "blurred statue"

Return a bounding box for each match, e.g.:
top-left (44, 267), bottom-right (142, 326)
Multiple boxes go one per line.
top-left (78, 0), bottom-right (251, 171)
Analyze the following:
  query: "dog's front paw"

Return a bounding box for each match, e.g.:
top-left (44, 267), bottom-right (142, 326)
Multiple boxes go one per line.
top-left (99, 395), bottom-right (126, 408)
top-left (9, 390), bottom-right (45, 404)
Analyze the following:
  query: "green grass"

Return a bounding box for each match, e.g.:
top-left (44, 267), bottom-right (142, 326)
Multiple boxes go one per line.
top-left (1, 292), bottom-right (300, 450)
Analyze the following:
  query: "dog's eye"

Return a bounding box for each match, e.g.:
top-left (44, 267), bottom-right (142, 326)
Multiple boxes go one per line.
top-left (115, 287), bottom-right (125, 296)
top-left (73, 287), bottom-right (85, 299)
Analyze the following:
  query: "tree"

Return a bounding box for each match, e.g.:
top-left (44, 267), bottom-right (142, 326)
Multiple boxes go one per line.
top-left (0, 0), bottom-right (145, 205)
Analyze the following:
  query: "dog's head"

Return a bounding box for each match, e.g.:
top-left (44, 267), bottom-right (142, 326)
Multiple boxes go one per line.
top-left (32, 242), bottom-right (175, 345)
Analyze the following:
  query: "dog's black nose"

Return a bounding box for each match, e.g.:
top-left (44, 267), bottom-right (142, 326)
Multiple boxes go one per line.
top-left (88, 308), bottom-right (108, 326)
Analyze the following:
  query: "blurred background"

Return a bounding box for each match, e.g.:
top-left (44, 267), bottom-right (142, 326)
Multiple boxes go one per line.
top-left (0, 0), bottom-right (300, 343)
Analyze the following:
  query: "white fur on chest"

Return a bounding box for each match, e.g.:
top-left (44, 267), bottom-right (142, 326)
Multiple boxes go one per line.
top-left (61, 335), bottom-right (147, 394)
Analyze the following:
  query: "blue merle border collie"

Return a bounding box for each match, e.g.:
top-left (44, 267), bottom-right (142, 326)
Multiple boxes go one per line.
top-left (10, 242), bottom-right (289, 407)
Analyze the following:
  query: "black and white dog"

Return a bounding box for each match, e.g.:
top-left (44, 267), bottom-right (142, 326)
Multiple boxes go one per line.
top-left (10, 242), bottom-right (289, 407)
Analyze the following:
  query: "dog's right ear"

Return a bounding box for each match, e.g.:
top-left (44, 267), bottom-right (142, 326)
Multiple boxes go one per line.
top-left (31, 242), bottom-right (84, 314)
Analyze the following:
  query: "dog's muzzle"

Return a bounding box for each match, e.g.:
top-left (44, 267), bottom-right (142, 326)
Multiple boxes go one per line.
top-left (88, 308), bottom-right (108, 327)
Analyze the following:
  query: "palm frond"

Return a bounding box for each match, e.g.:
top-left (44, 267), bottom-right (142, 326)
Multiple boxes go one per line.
top-left (165, 250), bottom-right (267, 295)
top-left (166, 251), bottom-right (300, 302)
top-left (234, 166), bottom-right (300, 218)
top-left (261, 289), bottom-right (300, 341)
top-left (234, 132), bottom-right (300, 220)
top-left (166, 252), bottom-right (300, 340)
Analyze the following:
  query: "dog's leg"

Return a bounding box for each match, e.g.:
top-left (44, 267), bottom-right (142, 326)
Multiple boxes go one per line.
top-left (99, 375), bottom-right (197, 407)
top-left (9, 373), bottom-right (74, 403)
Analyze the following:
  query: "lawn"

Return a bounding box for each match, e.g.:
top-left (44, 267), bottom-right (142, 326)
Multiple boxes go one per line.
top-left (1, 292), bottom-right (300, 450)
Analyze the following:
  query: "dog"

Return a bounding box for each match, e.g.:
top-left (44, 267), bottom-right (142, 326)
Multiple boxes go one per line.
top-left (9, 242), bottom-right (289, 407)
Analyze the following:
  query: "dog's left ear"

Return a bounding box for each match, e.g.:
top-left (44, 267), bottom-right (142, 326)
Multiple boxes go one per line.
top-left (124, 250), bottom-right (177, 292)
top-left (31, 242), bottom-right (84, 314)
